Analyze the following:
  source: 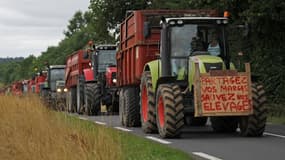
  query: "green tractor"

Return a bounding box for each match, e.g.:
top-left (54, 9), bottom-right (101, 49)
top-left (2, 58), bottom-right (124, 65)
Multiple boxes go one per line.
top-left (140, 16), bottom-right (267, 138)
top-left (42, 65), bottom-right (67, 110)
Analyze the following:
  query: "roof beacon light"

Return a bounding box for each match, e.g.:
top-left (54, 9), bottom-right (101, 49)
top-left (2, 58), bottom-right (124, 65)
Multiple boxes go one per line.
top-left (224, 11), bottom-right (230, 18)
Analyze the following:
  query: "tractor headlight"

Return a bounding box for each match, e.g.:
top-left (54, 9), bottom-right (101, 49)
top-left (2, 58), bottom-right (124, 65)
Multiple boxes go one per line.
top-left (57, 88), bottom-right (62, 93)
top-left (112, 78), bottom-right (117, 83)
top-left (63, 88), bottom-right (68, 92)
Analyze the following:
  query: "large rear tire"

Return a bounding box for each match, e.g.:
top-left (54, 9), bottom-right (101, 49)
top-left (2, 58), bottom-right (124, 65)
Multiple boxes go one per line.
top-left (140, 72), bottom-right (157, 133)
top-left (123, 87), bottom-right (141, 127)
top-left (71, 87), bottom-right (77, 113)
top-left (83, 83), bottom-right (101, 115)
top-left (156, 84), bottom-right (184, 138)
top-left (210, 117), bottom-right (238, 133)
top-left (239, 84), bottom-right (267, 137)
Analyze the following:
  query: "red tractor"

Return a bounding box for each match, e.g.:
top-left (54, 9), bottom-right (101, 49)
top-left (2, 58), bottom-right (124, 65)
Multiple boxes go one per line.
top-left (65, 42), bottom-right (118, 115)
top-left (83, 44), bottom-right (118, 115)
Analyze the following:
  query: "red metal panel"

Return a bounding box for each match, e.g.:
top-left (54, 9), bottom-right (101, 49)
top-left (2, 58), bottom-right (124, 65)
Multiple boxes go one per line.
top-left (65, 50), bottom-right (91, 88)
top-left (117, 10), bottom-right (219, 87)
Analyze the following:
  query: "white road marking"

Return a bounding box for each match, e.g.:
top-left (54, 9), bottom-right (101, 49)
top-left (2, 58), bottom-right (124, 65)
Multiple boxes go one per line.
top-left (78, 117), bottom-right (88, 121)
top-left (237, 128), bottom-right (285, 139)
top-left (145, 136), bottom-right (172, 144)
top-left (94, 121), bottom-right (106, 125)
top-left (114, 127), bottom-right (132, 132)
top-left (192, 152), bottom-right (223, 160)
top-left (264, 132), bottom-right (285, 139)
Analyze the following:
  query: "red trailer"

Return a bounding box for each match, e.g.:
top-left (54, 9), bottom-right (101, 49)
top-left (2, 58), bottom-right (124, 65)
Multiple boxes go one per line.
top-left (65, 49), bottom-right (91, 112)
top-left (35, 72), bottom-right (47, 94)
top-left (27, 79), bottom-right (36, 93)
top-left (11, 81), bottom-right (23, 96)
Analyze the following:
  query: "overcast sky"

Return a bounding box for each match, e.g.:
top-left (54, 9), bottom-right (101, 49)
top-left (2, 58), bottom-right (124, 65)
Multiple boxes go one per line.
top-left (0, 0), bottom-right (90, 58)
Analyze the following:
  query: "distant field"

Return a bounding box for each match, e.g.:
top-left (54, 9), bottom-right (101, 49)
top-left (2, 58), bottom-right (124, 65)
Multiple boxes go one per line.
top-left (0, 95), bottom-right (191, 160)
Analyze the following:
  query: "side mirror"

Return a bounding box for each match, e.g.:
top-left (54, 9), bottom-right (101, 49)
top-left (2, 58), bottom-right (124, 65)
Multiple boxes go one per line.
top-left (235, 23), bottom-right (250, 37)
top-left (83, 52), bottom-right (89, 59)
top-left (143, 21), bottom-right (151, 38)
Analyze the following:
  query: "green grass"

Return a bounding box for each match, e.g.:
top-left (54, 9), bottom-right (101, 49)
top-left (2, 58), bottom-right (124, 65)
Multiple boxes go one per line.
top-left (267, 116), bottom-right (285, 125)
top-left (63, 114), bottom-right (192, 160)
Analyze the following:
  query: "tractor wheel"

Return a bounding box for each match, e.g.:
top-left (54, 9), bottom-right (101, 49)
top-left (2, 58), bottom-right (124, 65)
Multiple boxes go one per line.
top-left (66, 90), bottom-right (71, 112)
top-left (119, 89), bottom-right (125, 126)
top-left (123, 87), bottom-right (141, 127)
top-left (140, 71), bottom-right (157, 133)
top-left (156, 84), bottom-right (184, 138)
top-left (93, 84), bottom-right (101, 115)
top-left (239, 84), bottom-right (267, 137)
top-left (76, 76), bottom-right (85, 114)
top-left (83, 83), bottom-right (96, 115)
top-left (210, 117), bottom-right (239, 133)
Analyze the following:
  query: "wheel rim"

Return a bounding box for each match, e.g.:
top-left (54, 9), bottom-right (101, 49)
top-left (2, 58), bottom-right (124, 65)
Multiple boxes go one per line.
top-left (158, 96), bottom-right (165, 128)
top-left (141, 85), bottom-right (148, 122)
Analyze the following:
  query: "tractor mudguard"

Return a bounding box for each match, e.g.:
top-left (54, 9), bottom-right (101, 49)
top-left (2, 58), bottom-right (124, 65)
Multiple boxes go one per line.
top-left (143, 60), bottom-right (160, 92)
top-left (83, 68), bottom-right (94, 82)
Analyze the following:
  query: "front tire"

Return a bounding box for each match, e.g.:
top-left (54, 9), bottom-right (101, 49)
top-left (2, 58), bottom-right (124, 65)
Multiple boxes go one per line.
top-left (156, 84), bottom-right (184, 138)
top-left (239, 84), bottom-right (267, 137)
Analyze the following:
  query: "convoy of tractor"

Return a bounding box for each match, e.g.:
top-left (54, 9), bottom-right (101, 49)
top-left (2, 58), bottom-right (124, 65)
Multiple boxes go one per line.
top-left (0, 9), bottom-right (267, 138)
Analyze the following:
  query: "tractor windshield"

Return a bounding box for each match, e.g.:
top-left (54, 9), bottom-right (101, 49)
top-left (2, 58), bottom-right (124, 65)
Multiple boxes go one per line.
top-left (97, 50), bottom-right (116, 73)
top-left (50, 68), bottom-right (65, 81)
top-left (170, 22), bottom-right (225, 77)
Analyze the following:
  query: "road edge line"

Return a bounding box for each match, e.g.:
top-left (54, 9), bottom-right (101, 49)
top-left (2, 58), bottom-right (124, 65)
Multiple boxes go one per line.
top-left (114, 127), bottom-right (132, 132)
top-left (192, 152), bottom-right (223, 160)
top-left (264, 132), bottom-right (285, 139)
top-left (145, 136), bottom-right (172, 144)
top-left (78, 117), bottom-right (88, 121)
top-left (94, 121), bottom-right (106, 125)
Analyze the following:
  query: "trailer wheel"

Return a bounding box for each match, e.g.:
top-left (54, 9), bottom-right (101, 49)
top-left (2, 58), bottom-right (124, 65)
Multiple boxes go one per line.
top-left (119, 89), bottom-right (125, 126)
top-left (239, 84), bottom-right (267, 137)
top-left (70, 87), bottom-right (77, 113)
top-left (66, 90), bottom-right (71, 112)
top-left (156, 84), bottom-right (184, 138)
top-left (124, 87), bottom-right (141, 127)
top-left (210, 117), bottom-right (238, 133)
top-left (140, 71), bottom-right (157, 133)
top-left (76, 76), bottom-right (85, 114)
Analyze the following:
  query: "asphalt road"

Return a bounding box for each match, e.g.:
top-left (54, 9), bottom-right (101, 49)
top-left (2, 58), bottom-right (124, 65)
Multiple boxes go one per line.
top-left (76, 114), bottom-right (285, 160)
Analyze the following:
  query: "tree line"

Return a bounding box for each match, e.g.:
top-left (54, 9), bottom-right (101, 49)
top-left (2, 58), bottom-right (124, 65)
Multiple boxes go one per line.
top-left (0, 0), bottom-right (284, 103)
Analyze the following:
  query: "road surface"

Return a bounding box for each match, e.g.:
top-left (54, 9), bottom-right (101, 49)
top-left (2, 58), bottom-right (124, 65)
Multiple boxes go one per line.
top-left (75, 114), bottom-right (285, 160)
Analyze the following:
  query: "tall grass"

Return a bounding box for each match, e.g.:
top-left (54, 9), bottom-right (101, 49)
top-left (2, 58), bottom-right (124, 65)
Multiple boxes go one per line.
top-left (0, 95), bottom-right (122, 160)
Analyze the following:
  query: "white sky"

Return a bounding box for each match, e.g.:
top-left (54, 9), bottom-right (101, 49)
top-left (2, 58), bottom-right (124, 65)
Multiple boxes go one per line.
top-left (0, 0), bottom-right (90, 58)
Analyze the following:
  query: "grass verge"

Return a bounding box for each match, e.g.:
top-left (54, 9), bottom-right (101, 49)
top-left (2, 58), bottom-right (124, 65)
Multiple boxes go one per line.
top-left (267, 116), bottom-right (285, 125)
top-left (0, 95), bottom-right (192, 160)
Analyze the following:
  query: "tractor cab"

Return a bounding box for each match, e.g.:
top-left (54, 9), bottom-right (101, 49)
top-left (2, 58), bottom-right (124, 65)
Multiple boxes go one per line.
top-left (45, 65), bottom-right (66, 93)
top-left (160, 16), bottom-right (230, 83)
top-left (92, 45), bottom-right (117, 86)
